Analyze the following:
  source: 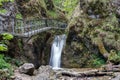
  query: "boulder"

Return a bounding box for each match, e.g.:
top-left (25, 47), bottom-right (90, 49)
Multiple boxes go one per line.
top-left (33, 65), bottom-right (55, 80)
top-left (14, 76), bottom-right (22, 80)
top-left (19, 63), bottom-right (35, 75)
top-left (14, 72), bottom-right (32, 80)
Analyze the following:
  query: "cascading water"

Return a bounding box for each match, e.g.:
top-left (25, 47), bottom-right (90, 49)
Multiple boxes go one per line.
top-left (49, 34), bottom-right (66, 69)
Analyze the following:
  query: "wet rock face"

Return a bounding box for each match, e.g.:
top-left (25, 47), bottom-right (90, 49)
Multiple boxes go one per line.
top-left (23, 29), bottom-right (65, 68)
top-left (23, 32), bottom-right (52, 68)
top-left (62, 0), bottom-right (120, 68)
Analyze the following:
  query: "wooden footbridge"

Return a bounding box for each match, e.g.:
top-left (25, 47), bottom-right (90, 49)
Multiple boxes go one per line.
top-left (0, 17), bottom-right (67, 37)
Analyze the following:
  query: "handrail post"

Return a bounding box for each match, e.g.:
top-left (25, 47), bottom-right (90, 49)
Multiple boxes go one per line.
top-left (12, 18), bottom-right (15, 34)
top-left (22, 20), bottom-right (25, 34)
top-left (45, 19), bottom-right (48, 27)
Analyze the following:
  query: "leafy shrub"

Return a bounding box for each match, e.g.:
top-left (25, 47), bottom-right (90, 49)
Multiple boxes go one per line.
top-left (0, 44), bottom-right (8, 51)
top-left (16, 13), bottom-right (22, 19)
top-left (108, 50), bottom-right (120, 64)
top-left (0, 33), bottom-right (13, 52)
top-left (0, 9), bottom-right (7, 14)
top-left (0, 54), bottom-right (13, 79)
top-left (91, 54), bottom-right (105, 67)
top-left (93, 58), bottom-right (105, 67)
top-left (1, 33), bottom-right (13, 40)
top-left (0, 54), bottom-right (11, 69)
top-left (4, 56), bottom-right (23, 67)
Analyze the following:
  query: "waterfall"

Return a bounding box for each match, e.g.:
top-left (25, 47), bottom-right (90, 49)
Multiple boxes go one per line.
top-left (49, 34), bottom-right (66, 69)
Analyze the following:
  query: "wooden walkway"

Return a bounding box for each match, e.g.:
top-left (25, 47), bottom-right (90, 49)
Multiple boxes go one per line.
top-left (0, 18), bottom-right (67, 37)
top-left (14, 27), bottom-right (65, 37)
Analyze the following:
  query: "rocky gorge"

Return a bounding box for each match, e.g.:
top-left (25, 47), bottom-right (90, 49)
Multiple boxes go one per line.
top-left (0, 0), bottom-right (120, 80)
top-left (10, 0), bottom-right (120, 68)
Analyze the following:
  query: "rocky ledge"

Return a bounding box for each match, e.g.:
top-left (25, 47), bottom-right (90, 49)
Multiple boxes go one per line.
top-left (12, 63), bottom-right (120, 80)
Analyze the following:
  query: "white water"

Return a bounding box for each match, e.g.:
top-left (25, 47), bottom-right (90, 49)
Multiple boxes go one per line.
top-left (49, 34), bottom-right (66, 69)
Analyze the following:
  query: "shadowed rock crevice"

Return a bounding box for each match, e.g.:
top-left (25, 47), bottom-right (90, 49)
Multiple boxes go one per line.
top-left (23, 29), bottom-right (65, 68)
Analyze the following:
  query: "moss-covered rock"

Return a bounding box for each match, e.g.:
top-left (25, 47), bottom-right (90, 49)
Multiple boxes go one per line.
top-left (15, 0), bottom-right (48, 19)
top-left (15, 0), bottom-right (67, 21)
top-left (62, 0), bottom-right (120, 68)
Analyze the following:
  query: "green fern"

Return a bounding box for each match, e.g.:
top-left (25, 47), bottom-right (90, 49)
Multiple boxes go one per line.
top-left (0, 54), bottom-right (13, 79)
top-left (0, 54), bottom-right (11, 69)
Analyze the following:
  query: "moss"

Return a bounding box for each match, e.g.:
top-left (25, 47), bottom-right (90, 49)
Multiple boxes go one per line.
top-left (108, 50), bottom-right (120, 64)
top-left (18, 39), bottom-right (23, 54)
top-left (63, 0), bottom-right (120, 68)
top-left (81, 0), bottom-right (113, 18)
top-left (48, 10), bottom-right (58, 19)
top-left (94, 37), bottom-right (109, 58)
top-left (0, 9), bottom-right (7, 14)
top-left (16, 0), bottom-right (48, 19)
top-left (16, 13), bottom-right (22, 19)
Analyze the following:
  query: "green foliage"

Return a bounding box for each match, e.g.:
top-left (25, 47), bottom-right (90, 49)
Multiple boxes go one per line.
top-left (62, 0), bottom-right (78, 11)
top-left (0, 33), bottom-right (14, 78)
top-left (0, 33), bottom-right (13, 52)
top-left (0, 44), bottom-right (8, 51)
top-left (16, 13), bottom-right (22, 19)
top-left (2, 33), bottom-right (14, 40)
top-left (93, 57), bottom-right (105, 67)
top-left (0, 0), bottom-right (14, 6)
top-left (118, 51), bottom-right (120, 56)
top-left (0, 9), bottom-right (7, 14)
top-left (54, 0), bottom-right (78, 16)
top-left (91, 54), bottom-right (105, 67)
top-left (108, 50), bottom-right (120, 64)
top-left (53, 0), bottom-right (63, 7)
top-left (0, 54), bottom-right (13, 79)
top-left (4, 56), bottom-right (23, 67)
top-left (0, 54), bottom-right (11, 69)
top-left (48, 10), bottom-right (58, 19)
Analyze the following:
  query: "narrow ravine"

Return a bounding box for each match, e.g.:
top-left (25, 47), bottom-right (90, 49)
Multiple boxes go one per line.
top-left (0, 0), bottom-right (120, 80)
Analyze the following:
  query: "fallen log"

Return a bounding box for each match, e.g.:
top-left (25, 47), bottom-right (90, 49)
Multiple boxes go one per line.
top-left (57, 69), bottom-right (114, 77)
top-left (101, 64), bottom-right (120, 72)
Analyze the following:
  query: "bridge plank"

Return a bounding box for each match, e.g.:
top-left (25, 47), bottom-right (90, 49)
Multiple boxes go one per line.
top-left (23, 27), bottom-right (52, 37)
top-left (15, 27), bottom-right (52, 37)
top-left (13, 27), bottom-right (65, 37)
